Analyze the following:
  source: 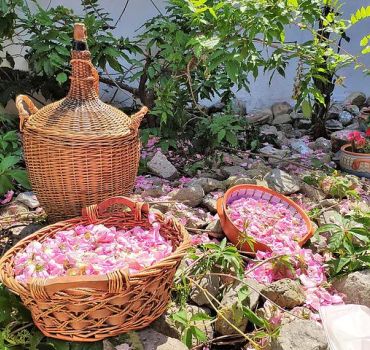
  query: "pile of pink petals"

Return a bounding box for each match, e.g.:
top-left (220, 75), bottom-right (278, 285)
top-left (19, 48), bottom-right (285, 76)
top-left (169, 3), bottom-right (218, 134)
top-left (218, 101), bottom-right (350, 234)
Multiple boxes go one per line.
top-left (228, 197), bottom-right (343, 311)
top-left (14, 215), bottom-right (172, 284)
top-left (227, 197), bottom-right (308, 245)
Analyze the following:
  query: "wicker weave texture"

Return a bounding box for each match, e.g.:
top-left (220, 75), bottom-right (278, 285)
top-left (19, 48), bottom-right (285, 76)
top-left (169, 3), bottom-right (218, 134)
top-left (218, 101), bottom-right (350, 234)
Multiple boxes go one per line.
top-left (0, 197), bottom-right (190, 342)
top-left (16, 49), bottom-right (148, 222)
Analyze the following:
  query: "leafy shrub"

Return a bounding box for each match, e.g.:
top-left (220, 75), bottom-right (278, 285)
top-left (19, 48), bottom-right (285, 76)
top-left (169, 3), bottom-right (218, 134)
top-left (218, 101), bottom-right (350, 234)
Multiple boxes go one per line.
top-left (316, 211), bottom-right (370, 278)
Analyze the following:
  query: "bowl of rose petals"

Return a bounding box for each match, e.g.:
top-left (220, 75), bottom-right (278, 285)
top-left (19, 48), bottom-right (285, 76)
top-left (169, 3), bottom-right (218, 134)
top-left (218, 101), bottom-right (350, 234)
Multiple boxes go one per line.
top-left (217, 185), bottom-right (313, 253)
top-left (0, 197), bottom-right (190, 342)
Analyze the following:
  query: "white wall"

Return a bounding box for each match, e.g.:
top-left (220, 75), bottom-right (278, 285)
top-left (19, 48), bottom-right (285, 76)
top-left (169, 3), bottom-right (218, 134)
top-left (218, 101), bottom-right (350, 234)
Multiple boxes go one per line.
top-left (4, 0), bottom-right (370, 111)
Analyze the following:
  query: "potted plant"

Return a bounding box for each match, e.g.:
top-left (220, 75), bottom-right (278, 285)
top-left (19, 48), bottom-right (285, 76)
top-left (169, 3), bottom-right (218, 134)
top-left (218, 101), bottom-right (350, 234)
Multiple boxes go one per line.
top-left (340, 116), bottom-right (370, 178)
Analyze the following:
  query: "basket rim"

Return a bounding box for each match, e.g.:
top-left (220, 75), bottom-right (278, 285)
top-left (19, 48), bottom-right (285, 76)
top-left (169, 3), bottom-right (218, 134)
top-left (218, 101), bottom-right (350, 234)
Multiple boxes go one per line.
top-left (218, 184), bottom-right (314, 248)
top-left (0, 205), bottom-right (190, 296)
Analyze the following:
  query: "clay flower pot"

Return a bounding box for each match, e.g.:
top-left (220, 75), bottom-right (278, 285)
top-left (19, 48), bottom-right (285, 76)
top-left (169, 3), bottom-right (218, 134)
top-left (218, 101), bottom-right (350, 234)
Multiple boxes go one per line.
top-left (340, 144), bottom-right (370, 178)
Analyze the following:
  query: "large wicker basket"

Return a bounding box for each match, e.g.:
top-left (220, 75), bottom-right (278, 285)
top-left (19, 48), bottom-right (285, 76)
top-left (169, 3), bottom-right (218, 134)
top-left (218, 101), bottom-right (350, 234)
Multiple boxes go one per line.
top-left (16, 23), bottom-right (148, 222)
top-left (217, 184), bottom-right (314, 253)
top-left (0, 197), bottom-right (190, 342)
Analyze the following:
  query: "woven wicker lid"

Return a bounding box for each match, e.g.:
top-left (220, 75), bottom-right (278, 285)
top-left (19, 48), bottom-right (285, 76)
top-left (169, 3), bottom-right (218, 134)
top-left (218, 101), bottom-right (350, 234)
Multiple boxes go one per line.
top-left (16, 24), bottom-right (147, 138)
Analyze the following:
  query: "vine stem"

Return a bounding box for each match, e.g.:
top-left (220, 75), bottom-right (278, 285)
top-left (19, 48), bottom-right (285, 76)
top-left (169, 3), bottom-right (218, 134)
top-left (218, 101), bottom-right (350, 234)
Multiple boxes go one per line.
top-left (187, 276), bottom-right (262, 349)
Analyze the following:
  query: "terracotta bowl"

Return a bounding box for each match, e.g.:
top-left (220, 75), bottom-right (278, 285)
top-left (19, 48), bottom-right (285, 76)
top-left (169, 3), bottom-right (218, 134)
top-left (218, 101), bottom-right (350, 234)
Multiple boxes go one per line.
top-left (217, 184), bottom-right (314, 253)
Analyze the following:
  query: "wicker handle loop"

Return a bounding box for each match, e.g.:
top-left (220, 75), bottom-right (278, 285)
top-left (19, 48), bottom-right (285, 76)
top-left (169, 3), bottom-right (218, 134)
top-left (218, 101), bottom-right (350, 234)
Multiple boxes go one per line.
top-left (15, 95), bottom-right (39, 132)
top-left (36, 270), bottom-right (131, 297)
top-left (130, 106), bottom-right (149, 132)
top-left (81, 197), bottom-right (149, 222)
top-left (70, 59), bottom-right (99, 95)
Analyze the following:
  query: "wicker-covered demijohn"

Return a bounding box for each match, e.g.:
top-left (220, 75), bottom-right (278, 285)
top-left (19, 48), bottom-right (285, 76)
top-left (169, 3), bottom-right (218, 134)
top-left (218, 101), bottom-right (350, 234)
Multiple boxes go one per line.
top-left (16, 23), bottom-right (148, 222)
top-left (0, 196), bottom-right (190, 342)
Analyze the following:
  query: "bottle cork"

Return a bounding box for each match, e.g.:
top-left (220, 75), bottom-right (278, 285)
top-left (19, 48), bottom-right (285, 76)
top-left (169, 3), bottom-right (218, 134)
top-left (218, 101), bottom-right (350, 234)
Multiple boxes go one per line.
top-left (73, 23), bottom-right (87, 42)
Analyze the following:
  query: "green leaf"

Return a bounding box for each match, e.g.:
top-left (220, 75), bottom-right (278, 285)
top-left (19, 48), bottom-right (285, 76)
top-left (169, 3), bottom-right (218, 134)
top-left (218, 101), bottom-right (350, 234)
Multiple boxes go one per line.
top-left (8, 169), bottom-right (31, 189)
top-left (315, 224), bottom-right (341, 235)
top-left (190, 312), bottom-right (211, 322)
top-left (171, 310), bottom-right (188, 325)
top-left (225, 131), bottom-right (238, 146)
top-left (56, 72), bottom-right (68, 85)
top-left (182, 328), bottom-right (192, 348)
top-left (242, 306), bottom-right (265, 328)
top-left (190, 325), bottom-right (207, 342)
top-left (0, 155), bottom-right (20, 172)
top-left (335, 257), bottom-right (351, 273)
top-left (301, 100), bottom-right (312, 118)
top-left (217, 129), bottom-right (226, 142)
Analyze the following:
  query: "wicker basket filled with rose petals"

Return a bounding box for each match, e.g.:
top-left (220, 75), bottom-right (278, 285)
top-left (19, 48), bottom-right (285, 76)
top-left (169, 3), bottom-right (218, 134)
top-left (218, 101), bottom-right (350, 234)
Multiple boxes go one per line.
top-left (217, 185), bottom-right (314, 253)
top-left (0, 197), bottom-right (190, 342)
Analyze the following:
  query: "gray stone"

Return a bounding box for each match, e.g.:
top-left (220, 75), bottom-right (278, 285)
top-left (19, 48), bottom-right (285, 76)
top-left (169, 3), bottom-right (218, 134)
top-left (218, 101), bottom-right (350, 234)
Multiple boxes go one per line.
top-left (221, 165), bottom-right (247, 177)
top-left (147, 152), bottom-right (179, 180)
top-left (276, 131), bottom-right (289, 147)
top-left (290, 140), bottom-right (313, 155)
top-left (259, 145), bottom-right (290, 158)
top-left (15, 192), bottom-right (40, 209)
top-left (141, 187), bottom-right (167, 198)
top-left (338, 110), bottom-right (354, 126)
top-left (137, 328), bottom-right (188, 350)
top-left (272, 113), bottom-right (292, 125)
top-left (300, 182), bottom-right (326, 201)
top-left (345, 92), bottom-right (366, 106)
top-left (246, 109), bottom-right (274, 125)
top-left (343, 104), bottom-right (360, 115)
top-left (206, 218), bottom-right (224, 235)
top-left (261, 279), bottom-right (305, 309)
top-left (244, 163), bottom-right (272, 178)
top-left (277, 123), bottom-right (294, 134)
top-left (0, 202), bottom-right (29, 217)
top-left (271, 319), bottom-right (328, 350)
top-left (314, 137), bottom-right (332, 153)
top-left (260, 124), bottom-right (278, 136)
top-left (332, 270), bottom-right (370, 307)
top-left (224, 176), bottom-right (257, 188)
top-left (317, 209), bottom-right (342, 226)
top-left (173, 206), bottom-right (209, 229)
top-left (188, 177), bottom-right (225, 194)
top-left (264, 169), bottom-right (300, 195)
top-left (259, 145), bottom-right (291, 165)
top-left (290, 111), bottom-right (305, 120)
top-left (169, 186), bottom-right (205, 207)
top-left (215, 279), bottom-right (262, 335)
top-left (328, 103), bottom-right (343, 119)
top-left (271, 102), bottom-right (293, 117)
top-left (325, 119), bottom-right (343, 131)
top-left (294, 119), bottom-right (312, 130)
top-left (345, 120), bottom-right (361, 130)
top-left (201, 193), bottom-right (218, 213)
top-left (208, 101), bottom-right (225, 114)
top-left (231, 98), bottom-right (247, 116)
top-left (190, 274), bottom-right (220, 307)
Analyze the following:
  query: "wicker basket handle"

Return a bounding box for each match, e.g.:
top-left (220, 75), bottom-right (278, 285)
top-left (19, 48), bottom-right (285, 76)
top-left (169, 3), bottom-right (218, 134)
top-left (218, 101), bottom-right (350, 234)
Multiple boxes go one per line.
top-left (16, 95), bottom-right (39, 132)
top-left (32, 269), bottom-right (131, 298)
top-left (82, 196), bottom-right (149, 223)
top-left (130, 106), bottom-right (149, 132)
